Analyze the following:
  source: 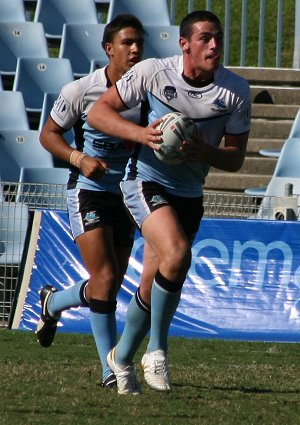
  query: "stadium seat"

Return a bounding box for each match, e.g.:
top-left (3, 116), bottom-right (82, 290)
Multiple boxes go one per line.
top-left (254, 137), bottom-right (300, 219)
top-left (259, 149), bottom-right (281, 158)
top-left (90, 58), bottom-right (109, 72)
top-left (0, 22), bottom-right (49, 76)
top-left (106, 0), bottom-right (171, 25)
top-left (59, 23), bottom-right (107, 77)
top-left (245, 108), bottom-right (300, 199)
top-left (0, 202), bottom-right (29, 265)
top-left (0, 0), bottom-right (26, 22)
top-left (34, 0), bottom-right (98, 41)
top-left (39, 92), bottom-right (75, 147)
top-left (143, 25), bottom-right (181, 59)
top-left (0, 129), bottom-right (54, 182)
top-left (0, 91), bottom-right (29, 130)
top-left (12, 57), bottom-right (74, 112)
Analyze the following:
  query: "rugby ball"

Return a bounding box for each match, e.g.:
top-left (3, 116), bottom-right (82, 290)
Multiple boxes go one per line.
top-left (154, 112), bottom-right (195, 164)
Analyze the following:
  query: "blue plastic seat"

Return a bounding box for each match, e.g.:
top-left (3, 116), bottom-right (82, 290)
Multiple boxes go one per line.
top-left (244, 186), bottom-right (267, 197)
top-left (143, 25), bottom-right (181, 59)
top-left (0, 129), bottom-right (54, 182)
top-left (107, 0), bottom-right (171, 25)
top-left (253, 137), bottom-right (300, 219)
top-left (0, 22), bottom-right (49, 76)
top-left (34, 0), bottom-right (98, 40)
top-left (245, 108), bottom-right (300, 198)
top-left (0, 0), bottom-right (26, 22)
top-left (13, 57), bottom-right (74, 112)
top-left (89, 58), bottom-right (109, 73)
top-left (0, 91), bottom-right (29, 130)
top-left (59, 23), bottom-right (107, 77)
top-left (259, 149), bottom-right (281, 158)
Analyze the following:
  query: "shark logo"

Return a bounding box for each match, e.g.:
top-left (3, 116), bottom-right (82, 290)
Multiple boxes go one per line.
top-left (211, 98), bottom-right (228, 112)
top-left (84, 211), bottom-right (100, 226)
top-left (150, 195), bottom-right (168, 207)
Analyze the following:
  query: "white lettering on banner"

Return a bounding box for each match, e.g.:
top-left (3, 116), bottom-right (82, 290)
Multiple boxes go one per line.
top-left (190, 238), bottom-right (294, 289)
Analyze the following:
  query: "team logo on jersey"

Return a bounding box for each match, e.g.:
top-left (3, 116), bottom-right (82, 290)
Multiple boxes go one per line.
top-left (188, 91), bottom-right (202, 99)
top-left (162, 86), bottom-right (177, 101)
top-left (83, 211), bottom-right (100, 227)
top-left (211, 98), bottom-right (228, 112)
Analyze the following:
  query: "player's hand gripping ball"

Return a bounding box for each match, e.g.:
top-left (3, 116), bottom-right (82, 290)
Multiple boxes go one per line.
top-left (154, 112), bottom-right (195, 164)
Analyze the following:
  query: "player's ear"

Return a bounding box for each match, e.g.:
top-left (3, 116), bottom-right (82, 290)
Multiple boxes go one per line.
top-left (179, 37), bottom-right (190, 53)
top-left (105, 42), bottom-right (113, 57)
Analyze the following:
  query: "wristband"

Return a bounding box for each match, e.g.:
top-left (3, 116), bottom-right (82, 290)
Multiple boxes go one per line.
top-left (69, 150), bottom-right (86, 168)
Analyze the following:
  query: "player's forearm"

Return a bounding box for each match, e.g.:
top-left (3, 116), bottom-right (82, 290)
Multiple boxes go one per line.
top-left (40, 127), bottom-right (73, 163)
top-left (201, 143), bottom-right (246, 172)
top-left (88, 103), bottom-right (141, 143)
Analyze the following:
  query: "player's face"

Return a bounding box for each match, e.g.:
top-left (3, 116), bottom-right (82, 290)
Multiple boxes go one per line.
top-left (107, 27), bottom-right (144, 74)
top-left (180, 20), bottom-right (223, 79)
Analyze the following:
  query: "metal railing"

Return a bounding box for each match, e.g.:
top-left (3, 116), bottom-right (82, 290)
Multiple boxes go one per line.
top-left (169, 0), bottom-right (298, 68)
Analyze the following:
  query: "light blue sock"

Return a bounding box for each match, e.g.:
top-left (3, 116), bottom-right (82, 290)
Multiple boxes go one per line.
top-left (47, 279), bottom-right (88, 317)
top-left (147, 281), bottom-right (181, 353)
top-left (90, 310), bottom-right (117, 381)
top-left (116, 290), bottom-right (151, 365)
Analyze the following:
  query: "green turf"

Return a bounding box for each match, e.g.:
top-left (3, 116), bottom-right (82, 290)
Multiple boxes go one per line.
top-left (0, 329), bottom-right (299, 425)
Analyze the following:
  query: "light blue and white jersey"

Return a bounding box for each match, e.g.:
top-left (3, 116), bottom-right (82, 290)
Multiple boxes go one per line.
top-left (116, 55), bottom-right (251, 197)
top-left (50, 67), bottom-right (141, 194)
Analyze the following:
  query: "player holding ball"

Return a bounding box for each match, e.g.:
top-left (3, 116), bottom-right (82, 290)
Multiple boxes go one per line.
top-left (88, 10), bottom-right (251, 395)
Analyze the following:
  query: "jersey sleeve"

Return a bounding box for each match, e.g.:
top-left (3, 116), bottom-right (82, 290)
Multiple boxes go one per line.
top-left (224, 81), bottom-right (251, 135)
top-left (116, 59), bottom-right (156, 109)
top-left (50, 80), bottom-right (82, 130)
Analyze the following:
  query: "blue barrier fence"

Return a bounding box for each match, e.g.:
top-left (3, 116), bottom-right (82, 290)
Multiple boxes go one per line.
top-left (12, 210), bottom-right (300, 342)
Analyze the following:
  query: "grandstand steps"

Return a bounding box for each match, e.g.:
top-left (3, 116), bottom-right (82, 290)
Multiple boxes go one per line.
top-left (204, 67), bottom-right (300, 194)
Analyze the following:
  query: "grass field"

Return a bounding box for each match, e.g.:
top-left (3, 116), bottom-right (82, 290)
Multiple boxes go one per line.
top-left (1, 329), bottom-right (299, 425)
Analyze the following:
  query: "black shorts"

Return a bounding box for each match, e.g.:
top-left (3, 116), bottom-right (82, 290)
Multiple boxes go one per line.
top-left (120, 180), bottom-right (204, 243)
top-left (67, 188), bottom-right (134, 247)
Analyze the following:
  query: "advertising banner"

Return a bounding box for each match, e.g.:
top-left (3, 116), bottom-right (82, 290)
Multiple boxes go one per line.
top-left (13, 210), bottom-right (300, 341)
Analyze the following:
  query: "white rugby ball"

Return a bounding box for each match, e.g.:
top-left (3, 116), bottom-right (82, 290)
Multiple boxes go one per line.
top-left (154, 112), bottom-right (195, 164)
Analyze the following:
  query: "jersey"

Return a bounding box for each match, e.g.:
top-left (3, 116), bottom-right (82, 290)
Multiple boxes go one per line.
top-left (116, 55), bottom-right (251, 197)
top-left (50, 67), bottom-right (141, 194)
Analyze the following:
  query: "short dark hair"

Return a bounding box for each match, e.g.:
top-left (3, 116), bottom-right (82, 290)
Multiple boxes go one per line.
top-left (102, 14), bottom-right (145, 50)
top-left (180, 10), bottom-right (222, 39)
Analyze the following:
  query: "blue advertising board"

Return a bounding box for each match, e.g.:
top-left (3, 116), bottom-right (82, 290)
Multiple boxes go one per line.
top-left (14, 210), bottom-right (300, 342)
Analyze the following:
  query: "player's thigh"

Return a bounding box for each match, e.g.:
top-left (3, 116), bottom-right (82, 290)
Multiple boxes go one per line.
top-left (142, 204), bottom-right (189, 259)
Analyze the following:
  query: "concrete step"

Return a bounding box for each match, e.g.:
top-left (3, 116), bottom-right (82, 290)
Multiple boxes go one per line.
top-left (250, 118), bottom-right (293, 138)
top-left (211, 156), bottom-right (277, 175)
top-left (227, 66), bottom-right (300, 85)
top-left (251, 86), bottom-right (300, 105)
top-left (247, 137), bottom-right (284, 154)
top-left (204, 172), bottom-right (271, 192)
top-left (252, 104), bottom-right (299, 119)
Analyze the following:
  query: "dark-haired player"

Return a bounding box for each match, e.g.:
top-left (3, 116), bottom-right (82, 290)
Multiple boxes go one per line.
top-left (36, 14), bottom-right (145, 389)
top-left (88, 10), bottom-right (251, 394)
